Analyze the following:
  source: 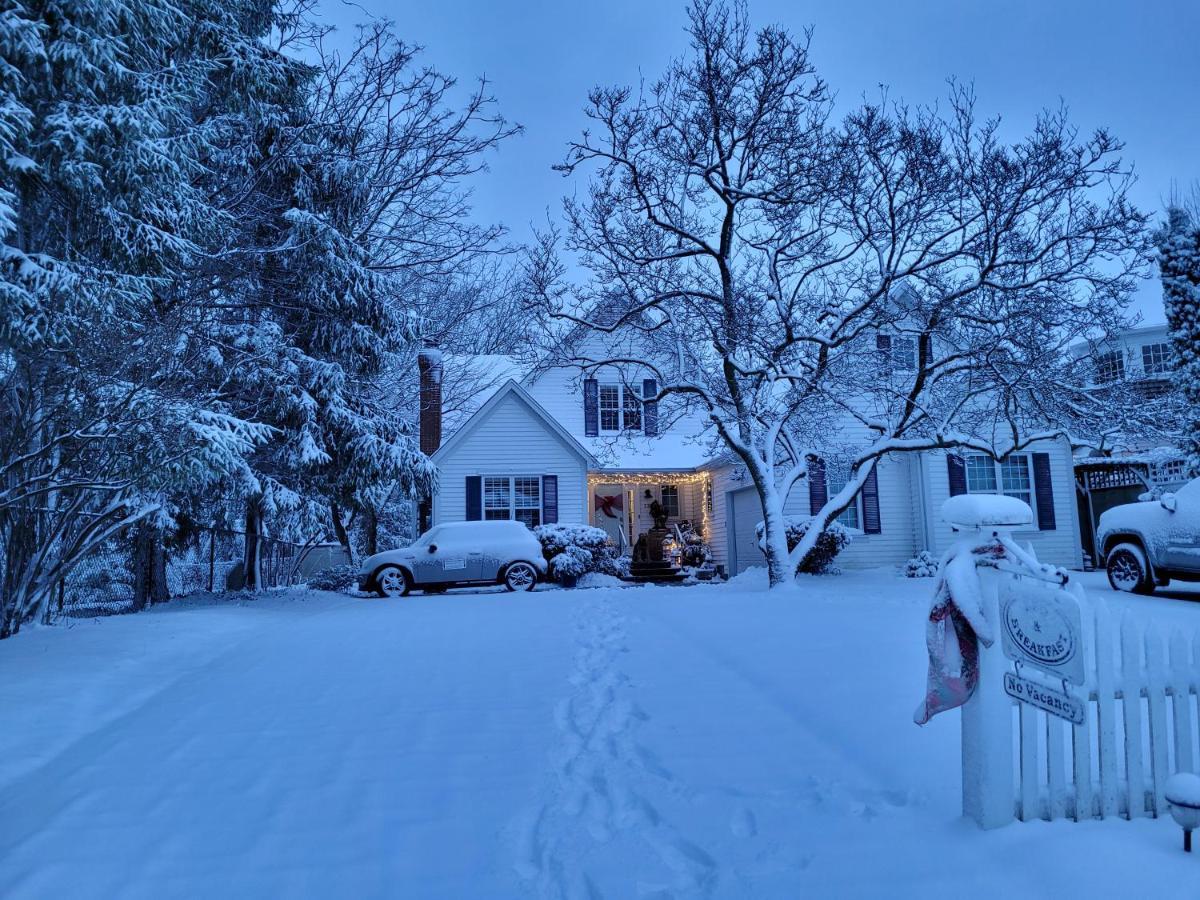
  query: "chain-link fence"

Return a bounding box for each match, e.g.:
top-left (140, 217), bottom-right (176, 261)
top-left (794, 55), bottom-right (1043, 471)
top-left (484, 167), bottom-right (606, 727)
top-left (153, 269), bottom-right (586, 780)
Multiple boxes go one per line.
top-left (47, 528), bottom-right (349, 620)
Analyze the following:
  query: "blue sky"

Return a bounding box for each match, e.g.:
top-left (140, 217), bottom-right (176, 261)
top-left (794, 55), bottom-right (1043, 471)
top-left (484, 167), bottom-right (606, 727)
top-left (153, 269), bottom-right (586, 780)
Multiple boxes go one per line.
top-left (318, 1), bottom-right (1200, 324)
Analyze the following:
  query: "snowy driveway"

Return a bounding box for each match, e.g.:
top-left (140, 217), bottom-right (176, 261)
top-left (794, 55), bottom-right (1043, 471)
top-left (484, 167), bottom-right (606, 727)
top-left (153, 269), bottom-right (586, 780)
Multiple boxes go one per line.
top-left (2, 571), bottom-right (1199, 898)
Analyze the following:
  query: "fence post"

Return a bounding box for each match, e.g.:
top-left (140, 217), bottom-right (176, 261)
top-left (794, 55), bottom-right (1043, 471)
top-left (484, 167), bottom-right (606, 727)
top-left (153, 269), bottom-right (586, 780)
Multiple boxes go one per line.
top-left (962, 565), bottom-right (1014, 829)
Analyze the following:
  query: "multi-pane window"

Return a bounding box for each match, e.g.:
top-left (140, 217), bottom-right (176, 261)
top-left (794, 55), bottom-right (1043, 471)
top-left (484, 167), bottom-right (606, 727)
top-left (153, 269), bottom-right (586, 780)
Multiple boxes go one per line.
top-left (598, 383), bottom-right (642, 432)
top-left (1141, 342), bottom-right (1172, 376)
top-left (876, 334), bottom-right (916, 372)
top-left (705, 480), bottom-right (713, 514)
top-left (513, 477), bottom-right (542, 528)
top-left (660, 485), bottom-right (680, 519)
top-left (1095, 350), bottom-right (1125, 383)
top-left (826, 475), bottom-right (860, 529)
top-left (483, 476), bottom-right (541, 527)
top-left (599, 384), bottom-right (621, 431)
top-left (965, 454), bottom-right (1032, 507)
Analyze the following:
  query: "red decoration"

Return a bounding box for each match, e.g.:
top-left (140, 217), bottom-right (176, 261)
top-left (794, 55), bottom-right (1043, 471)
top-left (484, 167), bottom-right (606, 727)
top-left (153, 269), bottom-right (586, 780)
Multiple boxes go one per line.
top-left (594, 493), bottom-right (623, 518)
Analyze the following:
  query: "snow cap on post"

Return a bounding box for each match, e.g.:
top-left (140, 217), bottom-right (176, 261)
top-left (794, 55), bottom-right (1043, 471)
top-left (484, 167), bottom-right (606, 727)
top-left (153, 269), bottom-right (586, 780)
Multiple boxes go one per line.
top-left (941, 494), bottom-right (1033, 533)
top-left (418, 340), bottom-right (443, 456)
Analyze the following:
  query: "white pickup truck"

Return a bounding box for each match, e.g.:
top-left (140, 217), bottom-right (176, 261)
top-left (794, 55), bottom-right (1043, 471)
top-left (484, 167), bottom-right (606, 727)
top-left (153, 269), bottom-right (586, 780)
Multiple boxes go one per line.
top-left (1097, 478), bottom-right (1200, 594)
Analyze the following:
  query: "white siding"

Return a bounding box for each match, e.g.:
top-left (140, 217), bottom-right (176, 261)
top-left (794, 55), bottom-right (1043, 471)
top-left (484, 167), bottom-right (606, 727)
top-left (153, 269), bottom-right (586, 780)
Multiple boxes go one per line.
top-left (708, 455), bottom-right (919, 574)
top-left (920, 437), bottom-right (1082, 568)
top-left (432, 391), bottom-right (588, 526)
top-left (788, 453), bottom-right (919, 568)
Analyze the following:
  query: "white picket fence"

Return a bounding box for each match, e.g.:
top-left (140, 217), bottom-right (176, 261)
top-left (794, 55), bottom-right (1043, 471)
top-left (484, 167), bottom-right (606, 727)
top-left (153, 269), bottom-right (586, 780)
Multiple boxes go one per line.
top-left (965, 570), bottom-right (1200, 827)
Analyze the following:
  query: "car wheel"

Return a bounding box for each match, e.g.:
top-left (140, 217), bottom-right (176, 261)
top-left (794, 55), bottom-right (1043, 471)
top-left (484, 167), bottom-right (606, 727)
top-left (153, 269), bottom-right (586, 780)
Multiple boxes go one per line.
top-left (375, 565), bottom-right (411, 598)
top-left (1106, 543), bottom-right (1154, 595)
top-left (504, 562), bottom-right (538, 592)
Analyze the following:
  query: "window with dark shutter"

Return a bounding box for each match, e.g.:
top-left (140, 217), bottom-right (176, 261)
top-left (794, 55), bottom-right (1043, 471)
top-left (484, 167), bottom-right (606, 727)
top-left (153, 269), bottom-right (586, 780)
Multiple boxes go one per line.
top-left (808, 457), bottom-right (827, 516)
top-left (861, 465), bottom-right (881, 534)
top-left (642, 378), bottom-right (658, 435)
top-left (947, 455), bottom-right (967, 496)
top-left (583, 378), bottom-right (599, 437)
top-left (465, 476), bottom-right (482, 521)
top-left (1031, 453), bottom-right (1056, 530)
top-left (542, 475), bottom-right (558, 524)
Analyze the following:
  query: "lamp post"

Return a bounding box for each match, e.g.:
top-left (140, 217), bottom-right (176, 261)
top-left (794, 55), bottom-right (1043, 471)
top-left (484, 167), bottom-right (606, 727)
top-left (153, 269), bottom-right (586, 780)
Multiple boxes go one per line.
top-left (1165, 773), bottom-right (1200, 852)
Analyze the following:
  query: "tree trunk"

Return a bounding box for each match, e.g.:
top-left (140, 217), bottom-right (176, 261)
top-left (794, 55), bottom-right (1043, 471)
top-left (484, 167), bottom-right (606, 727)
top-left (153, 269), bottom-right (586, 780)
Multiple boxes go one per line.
top-left (132, 521), bottom-right (170, 610)
top-left (0, 509), bottom-right (38, 638)
top-left (243, 499), bottom-right (263, 591)
top-left (330, 501), bottom-right (353, 562)
top-left (363, 507), bottom-right (378, 558)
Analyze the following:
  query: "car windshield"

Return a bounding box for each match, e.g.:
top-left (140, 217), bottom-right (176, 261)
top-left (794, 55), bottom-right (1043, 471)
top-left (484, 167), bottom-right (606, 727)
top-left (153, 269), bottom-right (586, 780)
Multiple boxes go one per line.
top-left (410, 527), bottom-right (442, 549)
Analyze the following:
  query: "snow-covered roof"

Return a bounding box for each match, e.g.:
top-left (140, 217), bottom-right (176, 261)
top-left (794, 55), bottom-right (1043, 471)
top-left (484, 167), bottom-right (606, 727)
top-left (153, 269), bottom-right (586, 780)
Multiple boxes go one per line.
top-left (584, 430), bottom-right (720, 473)
top-left (1074, 447), bottom-right (1185, 469)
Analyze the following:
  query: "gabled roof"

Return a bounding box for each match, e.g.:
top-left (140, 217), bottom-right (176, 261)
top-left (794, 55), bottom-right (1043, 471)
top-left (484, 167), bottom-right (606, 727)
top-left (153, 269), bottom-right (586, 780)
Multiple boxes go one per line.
top-left (431, 379), bottom-right (598, 467)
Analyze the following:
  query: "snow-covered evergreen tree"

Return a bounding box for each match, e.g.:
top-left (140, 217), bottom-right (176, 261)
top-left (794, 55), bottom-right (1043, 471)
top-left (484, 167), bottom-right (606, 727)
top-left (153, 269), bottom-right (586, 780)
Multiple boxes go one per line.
top-left (1158, 205), bottom-right (1200, 473)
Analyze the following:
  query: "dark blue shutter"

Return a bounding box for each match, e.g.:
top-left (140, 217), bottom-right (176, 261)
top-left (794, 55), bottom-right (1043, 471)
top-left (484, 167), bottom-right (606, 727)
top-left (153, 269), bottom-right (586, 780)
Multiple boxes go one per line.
top-left (583, 379), bottom-right (599, 437)
top-left (808, 457), bottom-right (827, 516)
top-left (947, 455), bottom-right (967, 496)
top-left (1031, 452), bottom-right (1056, 530)
top-left (642, 378), bottom-right (658, 436)
top-left (861, 464), bottom-right (881, 534)
top-left (465, 476), bottom-right (482, 521)
top-left (542, 475), bottom-right (558, 525)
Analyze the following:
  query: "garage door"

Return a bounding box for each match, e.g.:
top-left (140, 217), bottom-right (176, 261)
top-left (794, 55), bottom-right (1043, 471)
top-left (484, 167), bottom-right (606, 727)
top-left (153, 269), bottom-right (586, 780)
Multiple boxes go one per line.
top-left (729, 486), bottom-right (765, 574)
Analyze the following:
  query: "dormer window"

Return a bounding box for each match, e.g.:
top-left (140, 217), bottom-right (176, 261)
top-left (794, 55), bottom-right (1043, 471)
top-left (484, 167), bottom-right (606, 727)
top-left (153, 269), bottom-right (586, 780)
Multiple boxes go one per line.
top-left (598, 383), bottom-right (642, 432)
top-left (584, 376), bottom-right (658, 437)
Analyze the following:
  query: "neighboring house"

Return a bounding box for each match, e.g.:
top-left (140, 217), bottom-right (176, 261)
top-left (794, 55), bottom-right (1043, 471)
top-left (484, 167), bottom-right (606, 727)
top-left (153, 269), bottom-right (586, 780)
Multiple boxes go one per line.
top-left (1068, 322), bottom-right (1188, 566)
top-left (417, 328), bottom-right (1082, 574)
top-left (1070, 323), bottom-right (1176, 397)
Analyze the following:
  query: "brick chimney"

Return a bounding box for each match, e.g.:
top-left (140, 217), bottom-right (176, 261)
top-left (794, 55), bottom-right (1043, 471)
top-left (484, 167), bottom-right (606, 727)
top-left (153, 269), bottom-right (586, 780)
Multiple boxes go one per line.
top-left (417, 341), bottom-right (442, 455)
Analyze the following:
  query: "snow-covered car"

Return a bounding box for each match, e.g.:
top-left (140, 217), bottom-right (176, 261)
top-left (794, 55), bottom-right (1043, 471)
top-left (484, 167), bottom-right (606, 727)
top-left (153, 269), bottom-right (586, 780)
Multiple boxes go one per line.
top-left (1097, 478), bottom-right (1200, 594)
top-left (357, 520), bottom-right (547, 597)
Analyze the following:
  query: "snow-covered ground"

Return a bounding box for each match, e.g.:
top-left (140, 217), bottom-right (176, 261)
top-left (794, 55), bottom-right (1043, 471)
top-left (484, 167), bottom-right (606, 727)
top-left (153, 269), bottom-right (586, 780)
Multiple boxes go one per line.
top-left (2, 570), bottom-right (1199, 898)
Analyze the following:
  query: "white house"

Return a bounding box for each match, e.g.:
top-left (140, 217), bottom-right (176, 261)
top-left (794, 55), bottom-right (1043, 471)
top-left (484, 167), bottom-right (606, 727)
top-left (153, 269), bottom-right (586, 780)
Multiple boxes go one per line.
top-left (419, 327), bottom-right (1082, 575)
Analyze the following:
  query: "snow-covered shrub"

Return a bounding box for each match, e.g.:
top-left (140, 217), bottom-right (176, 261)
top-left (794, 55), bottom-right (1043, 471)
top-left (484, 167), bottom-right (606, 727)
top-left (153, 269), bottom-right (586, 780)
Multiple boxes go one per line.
top-left (754, 516), bottom-right (850, 575)
top-left (307, 564), bottom-right (358, 592)
top-left (534, 524), bottom-right (624, 582)
top-left (550, 545), bottom-right (592, 580)
top-left (903, 551), bottom-right (939, 578)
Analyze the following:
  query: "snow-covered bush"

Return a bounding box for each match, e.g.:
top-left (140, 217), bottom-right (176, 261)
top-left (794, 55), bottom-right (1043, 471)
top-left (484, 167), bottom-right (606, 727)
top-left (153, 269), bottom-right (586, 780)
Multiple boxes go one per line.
top-left (755, 517), bottom-right (850, 575)
top-left (550, 545), bottom-right (592, 581)
top-left (307, 564), bottom-right (358, 593)
top-left (534, 524), bottom-right (624, 582)
top-left (903, 551), bottom-right (940, 578)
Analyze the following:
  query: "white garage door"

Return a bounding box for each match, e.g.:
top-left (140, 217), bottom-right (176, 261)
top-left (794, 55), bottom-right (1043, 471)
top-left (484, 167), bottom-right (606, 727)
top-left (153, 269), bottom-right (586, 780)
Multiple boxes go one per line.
top-left (729, 486), bottom-right (765, 574)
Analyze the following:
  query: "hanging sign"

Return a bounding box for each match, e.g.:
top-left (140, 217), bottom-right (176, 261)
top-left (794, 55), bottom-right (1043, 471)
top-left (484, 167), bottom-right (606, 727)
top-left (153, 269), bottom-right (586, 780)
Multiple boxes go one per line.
top-left (999, 576), bottom-right (1085, 685)
top-left (1003, 671), bottom-right (1085, 725)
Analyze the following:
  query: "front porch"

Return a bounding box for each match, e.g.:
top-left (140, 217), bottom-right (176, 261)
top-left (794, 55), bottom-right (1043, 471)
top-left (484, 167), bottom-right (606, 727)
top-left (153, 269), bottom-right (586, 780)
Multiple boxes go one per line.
top-left (589, 471), bottom-right (714, 579)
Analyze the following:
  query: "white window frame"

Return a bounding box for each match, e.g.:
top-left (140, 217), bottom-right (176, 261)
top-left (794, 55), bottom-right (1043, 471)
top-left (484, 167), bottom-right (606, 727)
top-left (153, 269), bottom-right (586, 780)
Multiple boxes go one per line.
top-left (1141, 342), bottom-right (1171, 376)
top-left (483, 475), bottom-right (542, 528)
top-left (598, 381), bottom-right (642, 433)
top-left (825, 473), bottom-right (864, 531)
top-left (963, 453), bottom-right (1036, 516)
top-left (1095, 350), bottom-right (1125, 383)
top-left (659, 484), bottom-right (680, 519)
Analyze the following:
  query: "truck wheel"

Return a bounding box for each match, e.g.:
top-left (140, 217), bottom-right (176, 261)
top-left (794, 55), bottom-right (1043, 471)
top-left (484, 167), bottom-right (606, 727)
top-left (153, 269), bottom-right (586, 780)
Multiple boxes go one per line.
top-left (1106, 543), bottom-right (1154, 595)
